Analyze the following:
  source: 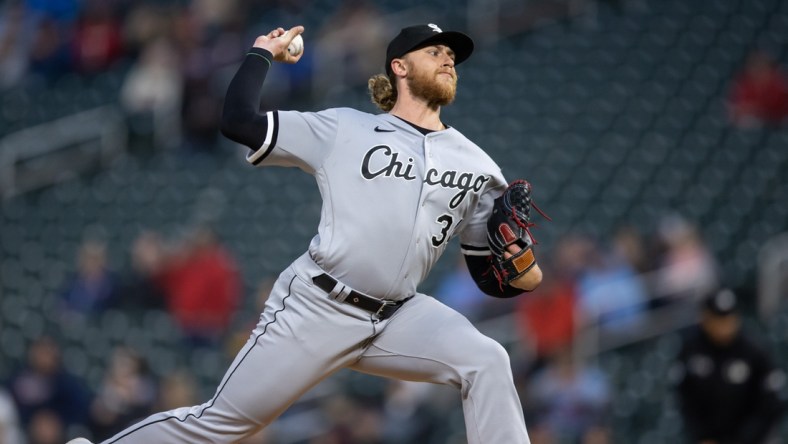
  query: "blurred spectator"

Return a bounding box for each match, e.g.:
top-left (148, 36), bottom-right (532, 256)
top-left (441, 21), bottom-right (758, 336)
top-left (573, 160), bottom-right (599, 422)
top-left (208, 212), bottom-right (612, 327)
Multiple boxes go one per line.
top-left (313, 0), bottom-right (387, 97)
top-left (119, 37), bottom-right (183, 150)
top-left (191, 0), bottom-right (242, 35)
top-left (0, 2), bottom-right (33, 90)
top-left (553, 232), bottom-right (593, 280)
top-left (154, 369), bottom-right (199, 412)
top-left (653, 214), bottom-right (719, 305)
top-left (728, 50), bottom-right (788, 128)
top-left (6, 336), bottom-right (91, 430)
top-left (27, 409), bottom-right (65, 444)
top-left (515, 258), bottom-right (577, 377)
top-left (26, 0), bottom-right (80, 24)
top-left (88, 346), bottom-right (157, 441)
top-left (59, 238), bottom-right (120, 316)
top-left (310, 393), bottom-right (385, 444)
top-left (172, 6), bottom-right (230, 154)
top-left (670, 288), bottom-right (786, 443)
top-left (155, 225), bottom-right (241, 346)
top-left (380, 380), bottom-right (447, 444)
top-left (612, 224), bottom-right (652, 274)
top-left (121, 2), bottom-right (171, 58)
top-left (114, 230), bottom-right (168, 312)
top-left (523, 344), bottom-right (611, 444)
top-left (28, 15), bottom-right (72, 83)
top-left (0, 387), bottom-right (24, 444)
top-left (71, 0), bottom-right (124, 75)
top-left (573, 234), bottom-right (649, 335)
top-left (432, 252), bottom-right (491, 322)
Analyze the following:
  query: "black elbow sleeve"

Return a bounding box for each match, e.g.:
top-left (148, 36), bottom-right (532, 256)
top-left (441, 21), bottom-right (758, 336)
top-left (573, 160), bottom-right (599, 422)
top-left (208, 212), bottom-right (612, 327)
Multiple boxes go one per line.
top-left (221, 48), bottom-right (274, 149)
top-left (220, 112), bottom-right (268, 150)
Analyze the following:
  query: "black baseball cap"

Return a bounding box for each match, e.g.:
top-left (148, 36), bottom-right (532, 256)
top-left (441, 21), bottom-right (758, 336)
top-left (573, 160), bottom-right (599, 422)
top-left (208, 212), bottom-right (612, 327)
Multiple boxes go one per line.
top-left (703, 288), bottom-right (738, 316)
top-left (385, 23), bottom-right (474, 74)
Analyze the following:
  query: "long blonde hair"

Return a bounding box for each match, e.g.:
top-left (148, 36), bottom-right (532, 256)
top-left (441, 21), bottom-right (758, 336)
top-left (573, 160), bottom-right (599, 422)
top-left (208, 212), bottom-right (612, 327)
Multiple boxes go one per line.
top-left (368, 73), bottom-right (397, 112)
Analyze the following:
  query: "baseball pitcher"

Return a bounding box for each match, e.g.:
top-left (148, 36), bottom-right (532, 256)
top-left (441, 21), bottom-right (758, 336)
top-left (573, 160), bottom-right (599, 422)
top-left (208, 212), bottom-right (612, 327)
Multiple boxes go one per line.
top-left (69, 22), bottom-right (546, 444)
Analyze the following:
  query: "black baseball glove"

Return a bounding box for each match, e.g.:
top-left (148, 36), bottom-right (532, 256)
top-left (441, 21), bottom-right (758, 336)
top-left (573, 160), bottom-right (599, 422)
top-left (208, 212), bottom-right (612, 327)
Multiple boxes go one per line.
top-left (486, 180), bottom-right (549, 287)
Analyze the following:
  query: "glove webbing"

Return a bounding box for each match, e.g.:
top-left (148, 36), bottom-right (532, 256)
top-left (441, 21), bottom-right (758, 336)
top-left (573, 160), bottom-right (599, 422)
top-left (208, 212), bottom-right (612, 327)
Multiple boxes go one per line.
top-left (509, 193), bottom-right (551, 246)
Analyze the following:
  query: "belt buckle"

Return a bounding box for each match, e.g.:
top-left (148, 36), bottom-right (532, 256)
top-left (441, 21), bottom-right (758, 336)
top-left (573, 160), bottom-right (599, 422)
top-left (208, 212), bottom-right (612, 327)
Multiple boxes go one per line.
top-left (374, 300), bottom-right (396, 319)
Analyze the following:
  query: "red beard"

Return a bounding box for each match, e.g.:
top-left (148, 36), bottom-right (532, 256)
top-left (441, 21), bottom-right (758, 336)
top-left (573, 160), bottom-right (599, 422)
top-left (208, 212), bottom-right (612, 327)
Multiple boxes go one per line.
top-left (406, 63), bottom-right (457, 108)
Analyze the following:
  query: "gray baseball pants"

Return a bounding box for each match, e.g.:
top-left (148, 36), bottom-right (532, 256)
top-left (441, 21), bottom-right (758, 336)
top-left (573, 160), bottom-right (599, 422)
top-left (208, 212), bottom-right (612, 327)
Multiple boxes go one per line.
top-left (101, 252), bottom-right (530, 443)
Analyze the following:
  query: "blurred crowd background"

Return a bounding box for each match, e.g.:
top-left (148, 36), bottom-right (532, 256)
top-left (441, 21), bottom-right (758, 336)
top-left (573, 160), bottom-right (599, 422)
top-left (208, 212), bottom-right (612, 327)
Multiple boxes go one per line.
top-left (1, 0), bottom-right (788, 443)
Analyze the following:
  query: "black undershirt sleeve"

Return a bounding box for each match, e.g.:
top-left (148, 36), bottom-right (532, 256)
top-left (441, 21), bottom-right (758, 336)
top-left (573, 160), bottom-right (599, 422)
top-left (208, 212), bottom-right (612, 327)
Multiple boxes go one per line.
top-left (220, 47), bottom-right (274, 150)
top-left (463, 254), bottom-right (525, 298)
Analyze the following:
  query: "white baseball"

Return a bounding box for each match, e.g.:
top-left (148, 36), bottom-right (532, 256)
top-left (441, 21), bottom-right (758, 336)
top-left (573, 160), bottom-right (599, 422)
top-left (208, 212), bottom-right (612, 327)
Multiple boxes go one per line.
top-left (287, 34), bottom-right (304, 56)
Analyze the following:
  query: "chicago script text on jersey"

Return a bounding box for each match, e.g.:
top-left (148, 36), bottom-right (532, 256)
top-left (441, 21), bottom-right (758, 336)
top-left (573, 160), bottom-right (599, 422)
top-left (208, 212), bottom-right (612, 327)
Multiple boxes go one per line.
top-left (360, 145), bottom-right (491, 209)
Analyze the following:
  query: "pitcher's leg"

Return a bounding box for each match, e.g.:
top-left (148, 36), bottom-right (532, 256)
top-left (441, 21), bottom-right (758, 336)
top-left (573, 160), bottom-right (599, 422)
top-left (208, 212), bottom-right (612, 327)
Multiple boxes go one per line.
top-left (102, 269), bottom-right (376, 443)
top-left (350, 295), bottom-right (529, 444)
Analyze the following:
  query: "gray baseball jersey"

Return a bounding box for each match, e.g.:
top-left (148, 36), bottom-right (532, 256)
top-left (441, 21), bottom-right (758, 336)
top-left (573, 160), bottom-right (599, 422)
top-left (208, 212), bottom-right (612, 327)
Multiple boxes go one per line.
top-left (100, 108), bottom-right (531, 444)
top-left (249, 108), bottom-right (507, 299)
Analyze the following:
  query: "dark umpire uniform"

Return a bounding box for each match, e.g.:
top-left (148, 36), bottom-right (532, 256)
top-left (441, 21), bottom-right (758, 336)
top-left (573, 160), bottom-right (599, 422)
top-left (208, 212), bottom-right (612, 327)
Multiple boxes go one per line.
top-left (671, 288), bottom-right (785, 443)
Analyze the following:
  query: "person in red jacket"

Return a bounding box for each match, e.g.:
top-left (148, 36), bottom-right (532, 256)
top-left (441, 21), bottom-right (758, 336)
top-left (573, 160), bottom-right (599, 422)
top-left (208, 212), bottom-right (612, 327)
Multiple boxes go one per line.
top-left (728, 50), bottom-right (788, 128)
top-left (155, 226), bottom-right (241, 347)
top-left (515, 261), bottom-right (577, 378)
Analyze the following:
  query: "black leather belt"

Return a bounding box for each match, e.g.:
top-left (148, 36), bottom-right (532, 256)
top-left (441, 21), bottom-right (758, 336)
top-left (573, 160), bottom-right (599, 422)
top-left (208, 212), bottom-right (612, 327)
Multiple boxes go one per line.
top-left (312, 273), bottom-right (408, 320)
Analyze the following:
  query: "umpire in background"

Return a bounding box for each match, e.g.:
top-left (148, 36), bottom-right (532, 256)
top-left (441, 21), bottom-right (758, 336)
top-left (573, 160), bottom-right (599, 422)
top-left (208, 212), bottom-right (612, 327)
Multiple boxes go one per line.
top-left (670, 288), bottom-right (786, 443)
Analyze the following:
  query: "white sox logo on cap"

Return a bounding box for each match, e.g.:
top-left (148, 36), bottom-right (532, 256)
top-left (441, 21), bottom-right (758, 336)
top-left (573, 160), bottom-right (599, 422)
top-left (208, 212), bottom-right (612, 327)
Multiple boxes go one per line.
top-left (385, 24), bottom-right (474, 73)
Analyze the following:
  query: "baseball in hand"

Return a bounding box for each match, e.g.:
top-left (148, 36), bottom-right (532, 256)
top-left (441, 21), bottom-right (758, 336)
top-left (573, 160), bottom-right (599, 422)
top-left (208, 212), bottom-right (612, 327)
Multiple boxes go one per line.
top-left (287, 34), bottom-right (304, 56)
